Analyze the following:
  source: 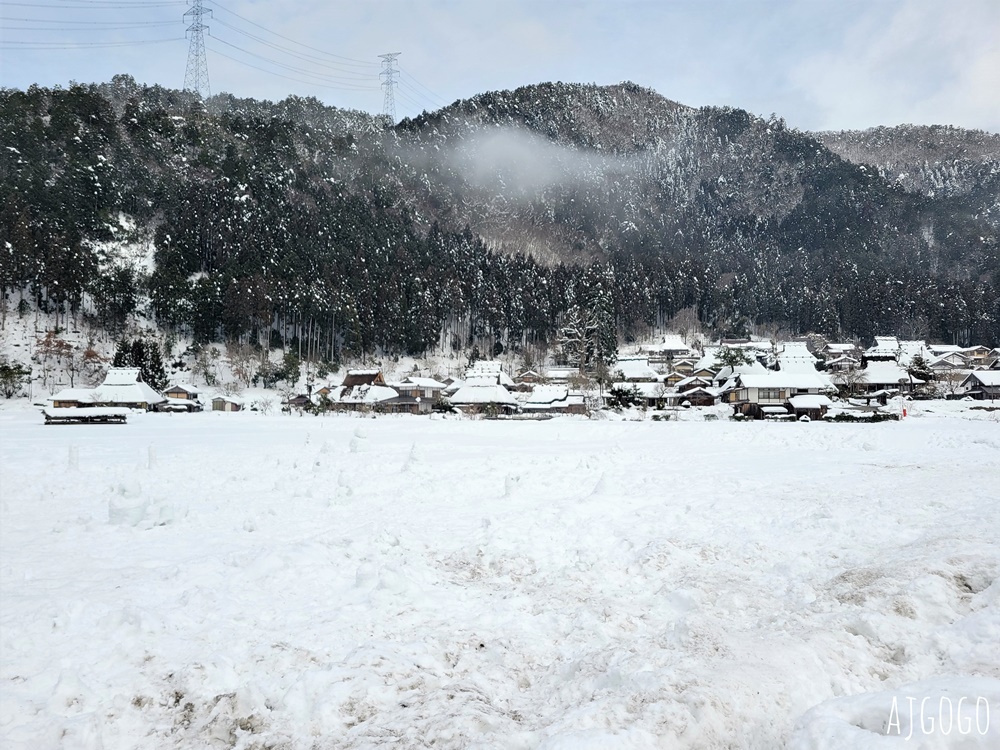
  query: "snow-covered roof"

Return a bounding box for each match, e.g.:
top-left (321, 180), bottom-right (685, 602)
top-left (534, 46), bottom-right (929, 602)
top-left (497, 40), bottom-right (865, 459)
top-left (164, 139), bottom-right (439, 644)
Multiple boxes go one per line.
top-left (464, 361), bottom-right (516, 387)
top-left (522, 385), bottom-right (585, 410)
top-left (862, 361), bottom-right (924, 385)
top-left (865, 336), bottom-right (900, 358)
top-left (614, 357), bottom-right (661, 381)
top-left (713, 361), bottom-right (767, 382)
top-left (780, 342), bottom-right (815, 356)
top-left (543, 367), bottom-right (579, 381)
top-left (735, 372), bottom-right (832, 391)
top-left (93, 369), bottom-right (165, 405)
top-left (693, 348), bottom-right (720, 371)
top-left (963, 371), bottom-right (1000, 387)
top-left (165, 383), bottom-right (199, 395)
top-left (788, 395), bottom-right (834, 410)
top-left (212, 395), bottom-right (244, 404)
top-left (43, 407), bottom-right (130, 418)
top-left (639, 335), bottom-right (694, 356)
top-left (163, 396), bottom-right (198, 406)
top-left (449, 383), bottom-right (518, 406)
top-left (398, 377), bottom-right (447, 389)
top-left (777, 357), bottom-right (820, 374)
top-left (930, 352), bottom-right (969, 367)
top-left (48, 387), bottom-right (97, 403)
top-left (777, 342), bottom-right (819, 373)
top-left (103, 368), bottom-right (143, 386)
top-left (442, 378), bottom-right (464, 394)
top-left (927, 344), bottom-right (964, 355)
top-left (675, 375), bottom-right (711, 388)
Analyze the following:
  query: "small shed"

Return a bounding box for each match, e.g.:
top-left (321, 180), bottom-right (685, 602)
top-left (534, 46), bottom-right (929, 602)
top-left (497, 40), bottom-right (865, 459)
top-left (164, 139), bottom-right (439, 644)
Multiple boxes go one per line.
top-left (212, 395), bottom-right (243, 412)
top-left (788, 394), bottom-right (833, 420)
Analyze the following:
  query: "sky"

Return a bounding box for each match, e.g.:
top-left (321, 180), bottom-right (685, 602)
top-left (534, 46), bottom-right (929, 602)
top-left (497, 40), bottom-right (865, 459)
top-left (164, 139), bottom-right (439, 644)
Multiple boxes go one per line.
top-left (1, 0), bottom-right (998, 133)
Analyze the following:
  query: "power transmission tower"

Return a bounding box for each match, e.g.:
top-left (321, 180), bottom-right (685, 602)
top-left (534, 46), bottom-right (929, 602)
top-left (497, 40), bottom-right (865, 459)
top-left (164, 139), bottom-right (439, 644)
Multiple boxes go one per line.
top-left (183, 0), bottom-right (212, 99)
top-left (379, 52), bottom-right (401, 125)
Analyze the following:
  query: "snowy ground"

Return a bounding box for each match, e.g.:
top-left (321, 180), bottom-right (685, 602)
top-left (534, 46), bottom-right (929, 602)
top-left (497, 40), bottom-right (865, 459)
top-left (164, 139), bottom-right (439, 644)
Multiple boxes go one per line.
top-left (1, 405), bottom-right (998, 749)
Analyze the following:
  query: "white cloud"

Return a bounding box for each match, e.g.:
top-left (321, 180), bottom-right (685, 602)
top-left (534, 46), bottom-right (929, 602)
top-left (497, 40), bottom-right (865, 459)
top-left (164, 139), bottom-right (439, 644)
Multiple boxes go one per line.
top-left (790, 0), bottom-right (1000, 131)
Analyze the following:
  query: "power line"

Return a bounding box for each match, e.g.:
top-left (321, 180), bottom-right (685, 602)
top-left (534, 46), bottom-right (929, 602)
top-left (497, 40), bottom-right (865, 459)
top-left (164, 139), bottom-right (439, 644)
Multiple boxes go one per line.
top-left (210, 0), bottom-right (377, 68)
top-left (209, 35), bottom-right (377, 90)
top-left (399, 70), bottom-right (447, 108)
top-left (206, 45), bottom-right (376, 93)
top-left (4, 23), bottom-right (181, 31)
top-left (0, 1), bottom-right (185, 7)
top-left (0, 16), bottom-right (179, 25)
top-left (210, 17), bottom-right (372, 80)
top-left (0, 37), bottom-right (184, 49)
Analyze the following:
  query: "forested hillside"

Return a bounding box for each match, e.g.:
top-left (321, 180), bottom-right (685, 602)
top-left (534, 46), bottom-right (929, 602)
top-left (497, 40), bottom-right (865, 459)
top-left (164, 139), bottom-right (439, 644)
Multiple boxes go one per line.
top-left (2, 75), bottom-right (998, 366)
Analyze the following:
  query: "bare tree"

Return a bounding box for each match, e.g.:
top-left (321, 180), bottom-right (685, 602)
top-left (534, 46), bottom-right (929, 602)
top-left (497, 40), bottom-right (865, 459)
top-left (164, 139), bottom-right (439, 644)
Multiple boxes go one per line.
top-left (833, 367), bottom-right (868, 397)
top-left (227, 342), bottom-right (259, 388)
top-left (936, 369), bottom-right (968, 398)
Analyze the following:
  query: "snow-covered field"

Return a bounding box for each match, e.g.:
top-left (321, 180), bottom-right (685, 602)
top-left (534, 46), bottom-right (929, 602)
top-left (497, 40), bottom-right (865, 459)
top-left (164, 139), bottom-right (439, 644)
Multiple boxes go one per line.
top-left (1, 405), bottom-right (998, 749)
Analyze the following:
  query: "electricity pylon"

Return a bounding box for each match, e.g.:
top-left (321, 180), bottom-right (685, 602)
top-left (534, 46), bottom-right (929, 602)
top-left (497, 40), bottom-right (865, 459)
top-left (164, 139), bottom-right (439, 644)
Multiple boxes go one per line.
top-left (184, 0), bottom-right (212, 99)
top-left (379, 52), bottom-right (401, 125)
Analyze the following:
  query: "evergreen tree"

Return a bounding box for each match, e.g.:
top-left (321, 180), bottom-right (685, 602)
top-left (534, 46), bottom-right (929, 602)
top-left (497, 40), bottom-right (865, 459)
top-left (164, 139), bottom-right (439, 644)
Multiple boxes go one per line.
top-left (111, 337), bottom-right (167, 391)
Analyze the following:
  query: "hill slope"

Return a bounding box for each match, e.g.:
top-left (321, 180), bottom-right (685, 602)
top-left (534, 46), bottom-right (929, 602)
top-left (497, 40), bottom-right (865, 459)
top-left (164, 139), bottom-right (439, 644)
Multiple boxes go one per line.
top-left (1, 76), bottom-right (998, 359)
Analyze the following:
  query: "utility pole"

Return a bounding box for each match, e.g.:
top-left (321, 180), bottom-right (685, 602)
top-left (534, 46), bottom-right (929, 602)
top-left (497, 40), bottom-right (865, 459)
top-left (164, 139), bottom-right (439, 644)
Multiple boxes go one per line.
top-left (379, 52), bottom-right (401, 126)
top-left (184, 0), bottom-right (212, 99)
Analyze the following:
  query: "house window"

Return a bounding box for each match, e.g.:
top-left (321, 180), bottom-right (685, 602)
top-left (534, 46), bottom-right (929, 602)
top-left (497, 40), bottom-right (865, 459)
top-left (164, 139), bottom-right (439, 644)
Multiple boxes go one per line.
top-left (760, 388), bottom-right (782, 400)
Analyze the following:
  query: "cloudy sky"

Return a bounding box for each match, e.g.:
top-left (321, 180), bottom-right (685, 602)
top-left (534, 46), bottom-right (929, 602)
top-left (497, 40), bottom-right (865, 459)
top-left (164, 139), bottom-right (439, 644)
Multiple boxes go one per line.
top-left (1, 0), bottom-right (998, 133)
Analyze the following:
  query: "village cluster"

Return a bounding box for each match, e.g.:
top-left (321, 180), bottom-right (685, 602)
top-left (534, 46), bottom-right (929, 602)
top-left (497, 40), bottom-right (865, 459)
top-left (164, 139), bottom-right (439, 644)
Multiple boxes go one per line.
top-left (40, 334), bottom-right (1000, 424)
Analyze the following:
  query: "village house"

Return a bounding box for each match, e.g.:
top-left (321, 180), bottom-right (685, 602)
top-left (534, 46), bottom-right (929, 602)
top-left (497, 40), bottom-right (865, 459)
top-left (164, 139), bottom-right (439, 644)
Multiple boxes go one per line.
top-left (379, 377), bottom-right (449, 415)
top-left (677, 387), bottom-right (718, 407)
top-left (542, 366), bottom-right (579, 382)
top-left (614, 357), bottom-right (662, 382)
top-left (929, 351), bottom-right (970, 375)
top-left (326, 369), bottom-right (399, 412)
top-left (959, 371), bottom-right (1000, 400)
top-left (821, 342), bottom-right (860, 362)
top-left (447, 375), bottom-right (519, 414)
top-left (48, 388), bottom-right (96, 409)
top-left (638, 335), bottom-right (696, 370)
top-left (164, 383), bottom-right (201, 401)
top-left (466, 360), bottom-right (518, 388)
top-left (961, 345), bottom-right (994, 369)
top-left (394, 376), bottom-right (447, 401)
top-left (721, 372), bottom-right (834, 419)
top-left (787, 394), bottom-right (834, 421)
top-left (156, 383), bottom-right (203, 412)
top-left (664, 371), bottom-right (686, 388)
top-left (825, 355), bottom-right (860, 372)
top-left (863, 336), bottom-right (901, 363)
top-left (675, 375), bottom-right (713, 393)
top-left (520, 385), bottom-right (587, 415)
top-left (49, 368), bottom-right (165, 411)
top-left (513, 370), bottom-right (544, 389)
top-left (283, 393), bottom-right (314, 410)
top-left (856, 361), bottom-right (925, 396)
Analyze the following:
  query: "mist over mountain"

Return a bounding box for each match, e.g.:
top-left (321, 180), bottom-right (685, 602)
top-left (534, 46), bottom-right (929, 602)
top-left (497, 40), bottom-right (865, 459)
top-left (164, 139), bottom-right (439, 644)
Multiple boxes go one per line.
top-left (2, 75), bottom-right (998, 362)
